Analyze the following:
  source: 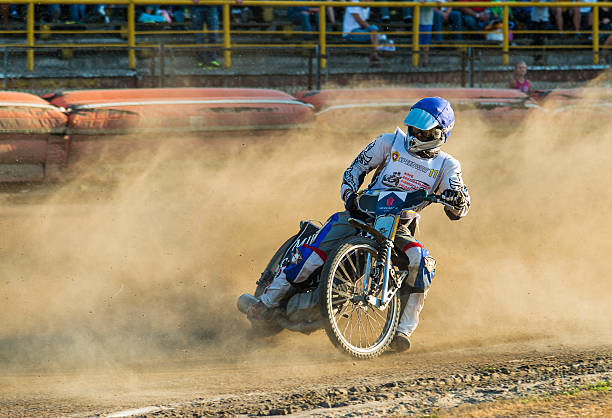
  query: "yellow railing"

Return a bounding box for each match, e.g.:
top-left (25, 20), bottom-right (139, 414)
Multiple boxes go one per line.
top-left (0, 1), bottom-right (610, 71)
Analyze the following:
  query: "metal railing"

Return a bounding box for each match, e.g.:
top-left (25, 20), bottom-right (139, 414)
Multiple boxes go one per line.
top-left (0, 1), bottom-right (610, 71)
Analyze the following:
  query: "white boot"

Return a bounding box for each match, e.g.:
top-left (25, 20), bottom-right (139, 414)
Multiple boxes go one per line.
top-left (259, 271), bottom-right (292, 308)
top-left (396, 290), bottom-right (429, 336)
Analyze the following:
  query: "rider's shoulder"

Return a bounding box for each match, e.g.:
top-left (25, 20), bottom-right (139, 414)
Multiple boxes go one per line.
top-left (438, 150), bottom-right (462, 169)
top-left (374, 130), bottom-right (402, 143)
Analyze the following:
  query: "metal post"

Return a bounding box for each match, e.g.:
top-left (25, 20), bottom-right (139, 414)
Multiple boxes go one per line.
top-left (478, 49), bottom-right (482, 88)
top-left (412, 5), bottom-right (420, 67)
top-left (315, 44), bottom-right (321, 90)
top-left (168, 47), bottom-right (175, 87)
top-left (469, 47), bottom-right (474, 87)
top-left (593, 5), bottom-right (600, 64)
top-left (27, 2), bottom-right (34, 71)
top-left (502, 5), bottom-right (509, 65)
top-left (319, 5), bottom-right (326, 70)
top-left (3, 47), bottom-right (7, 90)
top-left (308, 47), bottom-right (313, 90)
top-left (223, 3), bottom-right (231, 68)
top-left (128, 2), bottom-right (135, 70)
top-left (460, 48), bottom-right (466, 87)
top-left (159, 43), bottom-right (165, 87)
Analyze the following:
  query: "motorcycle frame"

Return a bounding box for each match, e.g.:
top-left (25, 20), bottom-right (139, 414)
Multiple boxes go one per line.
top-left (348, 214), bottom-right (403, 311)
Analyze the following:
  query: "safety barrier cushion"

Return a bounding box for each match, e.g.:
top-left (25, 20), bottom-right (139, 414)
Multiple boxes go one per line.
top-left (0, 91), bottom-right (68, 182)
top-left (294, 87), bottom-right (533, 131)
top-left (45, 88), bottom-right (316, 135)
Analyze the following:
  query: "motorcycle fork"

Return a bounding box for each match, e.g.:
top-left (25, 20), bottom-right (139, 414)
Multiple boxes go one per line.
top-left (365, 241), bottom-right (395, 309)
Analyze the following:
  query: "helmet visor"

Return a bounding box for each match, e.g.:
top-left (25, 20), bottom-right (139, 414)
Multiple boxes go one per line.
top-left (408, 125), bottom-right (443, 143)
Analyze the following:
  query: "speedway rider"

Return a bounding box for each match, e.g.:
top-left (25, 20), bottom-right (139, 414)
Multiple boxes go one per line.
top-left (249, 97), bottom-right (470, 352)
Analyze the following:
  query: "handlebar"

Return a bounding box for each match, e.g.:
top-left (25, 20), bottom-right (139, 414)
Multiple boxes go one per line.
top-left (355, 189), bottom-right (455, 214)
top-left (423, 194), bottom-right (455, 209)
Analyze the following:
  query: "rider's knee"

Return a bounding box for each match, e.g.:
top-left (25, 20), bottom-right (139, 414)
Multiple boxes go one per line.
top-left (284, 243), bottom-right (326, 285)
top-left (403, 245), bottom-right (436, 293)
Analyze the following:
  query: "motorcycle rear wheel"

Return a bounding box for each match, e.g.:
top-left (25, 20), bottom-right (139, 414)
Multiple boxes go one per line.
top-left (319, 236), bottom-right (400, 359)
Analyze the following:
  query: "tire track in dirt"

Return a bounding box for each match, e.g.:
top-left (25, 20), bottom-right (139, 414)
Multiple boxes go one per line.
top-left (98, 345), bottom-right (610, 417)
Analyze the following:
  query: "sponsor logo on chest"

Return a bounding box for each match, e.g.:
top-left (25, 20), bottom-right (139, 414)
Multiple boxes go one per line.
top-left (383, 151), bottom-right (442, 191)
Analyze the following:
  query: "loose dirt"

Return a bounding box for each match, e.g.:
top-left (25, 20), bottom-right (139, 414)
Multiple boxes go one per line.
top-left (1, 92), bottom-right (611, 416)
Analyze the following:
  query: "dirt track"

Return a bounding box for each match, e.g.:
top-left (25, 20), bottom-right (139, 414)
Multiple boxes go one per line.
top-left (1, 96), bottom-right (612, 416)
top-left (1, 339), bottom-right (610, 416)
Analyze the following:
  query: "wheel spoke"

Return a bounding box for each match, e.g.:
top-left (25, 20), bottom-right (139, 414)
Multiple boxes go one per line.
top-left (325, 240), bottom-right (399, 357)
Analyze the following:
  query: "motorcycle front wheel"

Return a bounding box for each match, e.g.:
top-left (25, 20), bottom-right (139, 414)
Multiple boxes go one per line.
top-left (319, 236), bottom-right (400, 359)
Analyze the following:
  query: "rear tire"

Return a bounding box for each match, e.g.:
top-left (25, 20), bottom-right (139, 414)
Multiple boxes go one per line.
top-left (319, 236), bottom-right (400, 359)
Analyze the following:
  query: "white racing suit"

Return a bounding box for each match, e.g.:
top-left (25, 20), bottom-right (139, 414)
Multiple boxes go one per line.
top-left (260, 128), bottom-right (470, 338)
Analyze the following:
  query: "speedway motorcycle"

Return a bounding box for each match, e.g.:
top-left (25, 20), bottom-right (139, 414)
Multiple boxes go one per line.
top-left (238, 189), bottom-right (452, 359)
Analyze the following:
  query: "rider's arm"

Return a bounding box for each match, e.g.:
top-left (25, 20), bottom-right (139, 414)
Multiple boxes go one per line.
top-left (437, 156), bottom-right (470, 221)
top-left (340, 133), bottom-right (393, 203)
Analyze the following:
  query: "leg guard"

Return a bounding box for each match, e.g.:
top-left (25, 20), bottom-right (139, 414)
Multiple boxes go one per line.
top-left (402, 241), bottom-right (436, 293)
top-left (397, 290), bottom-right (429, 336)
top-left (259, 270), bottom-right (293, 308)
top-left (260, 212), bottom-right (355, 307)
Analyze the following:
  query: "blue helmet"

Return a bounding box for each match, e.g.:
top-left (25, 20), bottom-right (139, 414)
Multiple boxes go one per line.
top-left (403, 97), bottom-right (455, 153)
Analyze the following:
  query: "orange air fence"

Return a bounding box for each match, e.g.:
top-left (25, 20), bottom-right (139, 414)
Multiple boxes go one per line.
top-left (0, 91), bottom-right (67, 182)
top-left (0, 87), bottom-right (606, 183)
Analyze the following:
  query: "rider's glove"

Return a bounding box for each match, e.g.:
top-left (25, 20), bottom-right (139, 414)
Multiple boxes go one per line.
top-left (344, 192), bottom-right (359, 213)
top-left (441, 188), bottom-right (466, 209)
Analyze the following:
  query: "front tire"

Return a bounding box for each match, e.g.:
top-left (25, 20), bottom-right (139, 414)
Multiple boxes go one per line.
top-left (319, 236), bottom-right (400, 359)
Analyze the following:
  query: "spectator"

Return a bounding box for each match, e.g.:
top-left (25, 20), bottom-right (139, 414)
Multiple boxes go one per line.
top-left (529, 0), bottom-right (552, 65)
top-left (287, 5), bottom-right (319, 40)
top-left (192, 3), bottom-right (221, 68)
top-left (460, 0), bottom-right (493, 36)
top-left (571, 0), bottom-right (595, 38)
top-left (512, 4), bottom-right (533, 30)
top-left (342, 0), bottom-right (381, 66)
top-left (47, 4), bottom-right (61, 23)
top-left (378, 2), bottom-right (412, 25)
top-left (411, 0), bottom-right (434, 66)
top-left (551, 6), bottom-right (566, 35)
top-left (599, 5), bottom-right (612, 64)
top-left (433, 0), bottom-right (463, 40)
top-left (137, 5), bottom-right (168, 23)
top-left (509, 60), bottom-right (532, 93)
top-left (68, 4), bottom-right (86, 23)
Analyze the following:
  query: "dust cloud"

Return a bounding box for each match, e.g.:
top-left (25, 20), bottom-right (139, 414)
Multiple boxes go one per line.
top-left (0, 89), bottom-right (611, 372)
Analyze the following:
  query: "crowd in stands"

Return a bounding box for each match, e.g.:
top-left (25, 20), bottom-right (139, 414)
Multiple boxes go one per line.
top-left (0, 1), bottom-right (610, 68)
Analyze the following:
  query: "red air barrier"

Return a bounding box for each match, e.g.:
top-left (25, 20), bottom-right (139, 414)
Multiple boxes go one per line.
top-left (0, 92), bottom-right (68, 182)
top-left (46, 88), bottom-right (315, 135)
top-left (294, 88), bottom-right (532, 131)
top-left (535, 87), bottom-right (612, 116)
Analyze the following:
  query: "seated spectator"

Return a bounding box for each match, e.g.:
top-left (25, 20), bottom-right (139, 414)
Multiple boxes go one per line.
top-left (433, 0), bottom-right (463, 41)
top-left (68, 4), bottom-right (86, 23)
top-left (512, 4), bottom-right (533, 30)
top-left (47, 5), bottom-right (61, 23)
top-left (529, 1), bottom-right (552, 65)
top-left (342, 0), bottom-right (381, 66)
top-left (509, 60), bottom-right (532, 94)
top-left (571, 0), bottom-right (596, 38)
top-left (460, 0), bottom-right (493, 36)
top-left (138, 5), bottom-right (168, 23)
top-left (411, 0), bottom-right (434, 66)
top-left (599, 6), bottom-right (612, 64)
top-left (287, 6), bottom-right (319, 40)
top-left (378, 1), bottom-right (412, 25)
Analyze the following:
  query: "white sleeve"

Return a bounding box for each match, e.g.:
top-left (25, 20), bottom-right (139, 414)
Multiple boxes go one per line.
top-left (340, 134), bottom-right (393, 202)
top-left (436, 156), bottom-right (470, 220)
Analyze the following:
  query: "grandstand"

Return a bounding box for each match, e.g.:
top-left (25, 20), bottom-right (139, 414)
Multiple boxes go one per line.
top-left (0, 1), bottom-right (609, 93)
